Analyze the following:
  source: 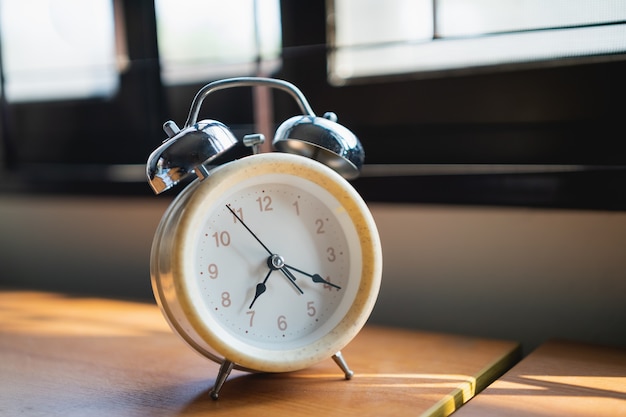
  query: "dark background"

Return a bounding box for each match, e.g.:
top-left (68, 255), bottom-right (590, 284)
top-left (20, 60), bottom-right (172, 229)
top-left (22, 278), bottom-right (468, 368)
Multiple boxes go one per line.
top-left (1, 0), bottom-right (625, 209)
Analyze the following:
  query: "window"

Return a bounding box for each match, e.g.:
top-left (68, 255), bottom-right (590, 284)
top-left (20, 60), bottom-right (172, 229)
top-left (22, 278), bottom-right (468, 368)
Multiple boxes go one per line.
top-left (0, 2), bottom-right (622, 210)
top-left (0, 0), bottom-right (120, 102)
top-left (154, 0), bottom-right (282, 85)
top-left (328, 0), bottom-right (626, 85)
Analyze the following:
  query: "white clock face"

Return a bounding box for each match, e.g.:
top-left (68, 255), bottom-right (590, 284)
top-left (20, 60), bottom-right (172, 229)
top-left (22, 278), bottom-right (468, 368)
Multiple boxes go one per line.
top-left (191, 175), bottom-right (360, 351)
top-left (153, 153), bottom-right (382, 372)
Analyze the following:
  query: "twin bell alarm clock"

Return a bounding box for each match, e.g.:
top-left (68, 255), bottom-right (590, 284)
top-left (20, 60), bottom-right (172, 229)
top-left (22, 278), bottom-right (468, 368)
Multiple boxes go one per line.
top-left (146, 77), bottom-right (382, 399)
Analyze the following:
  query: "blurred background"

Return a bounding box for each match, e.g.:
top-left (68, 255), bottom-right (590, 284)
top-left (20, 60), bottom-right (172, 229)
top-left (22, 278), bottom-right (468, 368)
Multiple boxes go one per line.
top-left (1, 0), bottom-right (625, 353)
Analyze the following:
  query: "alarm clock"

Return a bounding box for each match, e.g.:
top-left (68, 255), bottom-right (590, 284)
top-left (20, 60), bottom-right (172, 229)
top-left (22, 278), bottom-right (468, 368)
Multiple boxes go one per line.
top-left (146, 77), bottom-right (382, 399)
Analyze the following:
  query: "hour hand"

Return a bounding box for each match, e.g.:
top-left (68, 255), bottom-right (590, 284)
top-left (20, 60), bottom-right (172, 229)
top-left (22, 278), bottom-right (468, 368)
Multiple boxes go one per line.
top-left (249, 269), bottom-right (272, 309)
top-left (285, 264), bottom-right (341, 289)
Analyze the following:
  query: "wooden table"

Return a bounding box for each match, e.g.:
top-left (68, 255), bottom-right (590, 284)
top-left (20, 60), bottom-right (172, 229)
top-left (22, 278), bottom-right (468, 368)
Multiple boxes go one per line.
top-left (0, 291), bottom-right (519, 417)
top-left (455, 340), bottom-right (626, 416)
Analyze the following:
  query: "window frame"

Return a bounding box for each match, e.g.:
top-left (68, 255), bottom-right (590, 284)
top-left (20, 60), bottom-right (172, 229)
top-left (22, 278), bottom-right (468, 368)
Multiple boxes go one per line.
top-left (327, 0), bottom-right (626, 85)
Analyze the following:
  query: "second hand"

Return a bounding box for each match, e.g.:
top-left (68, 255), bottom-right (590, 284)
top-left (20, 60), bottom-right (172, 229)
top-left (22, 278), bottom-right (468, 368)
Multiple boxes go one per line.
top-left (225, 204), bottom-right (272, 256)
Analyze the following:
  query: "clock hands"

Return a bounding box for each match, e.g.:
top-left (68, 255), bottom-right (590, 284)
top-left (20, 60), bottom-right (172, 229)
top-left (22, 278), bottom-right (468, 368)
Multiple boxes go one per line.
top-left (249, 269), bottom-right (272, 309)
top-left (249, 253), bottom-right (307, 309)
top-left (268, 253), bottom-right (303, 294)
top-left (225, 205), bottom-right (303, 296)
top-left (285, 264), bottom-right (342, 290)
top-left (225, 204), bottom-right (341, 309)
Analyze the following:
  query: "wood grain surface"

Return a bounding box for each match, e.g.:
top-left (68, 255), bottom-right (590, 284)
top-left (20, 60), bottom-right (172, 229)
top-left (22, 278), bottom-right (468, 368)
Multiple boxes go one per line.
top-left (455, 339), bottom-right (626, 416)
top-left (0, 291), bottom-right (520, 416)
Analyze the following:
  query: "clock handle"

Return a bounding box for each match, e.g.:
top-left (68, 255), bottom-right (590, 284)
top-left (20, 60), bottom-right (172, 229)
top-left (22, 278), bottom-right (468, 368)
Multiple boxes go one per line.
top-left (183, 77), bottom-right (364, 180)
top-left (184, 77), bottom-right (316, 128)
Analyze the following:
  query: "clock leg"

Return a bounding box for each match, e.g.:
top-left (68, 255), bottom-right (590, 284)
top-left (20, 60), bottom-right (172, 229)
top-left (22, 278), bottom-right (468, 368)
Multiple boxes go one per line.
top-left (210, 359), bottom-right (235, 400)
top-left (332, 351), bottom-right (354, 380)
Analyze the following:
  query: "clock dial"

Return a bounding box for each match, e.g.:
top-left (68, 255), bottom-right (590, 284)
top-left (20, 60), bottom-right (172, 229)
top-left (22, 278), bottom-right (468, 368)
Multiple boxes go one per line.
top-left (194, 177), bottom-right (359, 350)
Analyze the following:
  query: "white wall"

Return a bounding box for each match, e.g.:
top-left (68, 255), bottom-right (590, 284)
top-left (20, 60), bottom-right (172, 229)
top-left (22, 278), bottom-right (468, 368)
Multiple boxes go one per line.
top-left (371, 203), bottom-right (626, 352)
top-left (1, 196), bottom-right (625, 352)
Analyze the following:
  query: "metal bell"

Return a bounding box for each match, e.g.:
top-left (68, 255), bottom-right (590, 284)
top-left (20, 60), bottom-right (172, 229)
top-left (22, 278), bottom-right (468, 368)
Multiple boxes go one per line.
top-left (146, 119), bottom-right (237, 194)
top-left (273, 112), bottom-right (363, 180)
top-left (146, 77), bottom-right (365, 194)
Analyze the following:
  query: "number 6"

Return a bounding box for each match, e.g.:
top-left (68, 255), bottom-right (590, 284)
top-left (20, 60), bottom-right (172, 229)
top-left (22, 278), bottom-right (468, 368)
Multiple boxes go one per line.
top-left (277, 315), bottom-right (287, 331)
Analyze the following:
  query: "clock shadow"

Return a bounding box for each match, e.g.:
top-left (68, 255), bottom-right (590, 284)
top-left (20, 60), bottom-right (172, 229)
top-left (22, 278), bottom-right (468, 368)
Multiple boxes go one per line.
top-left (179, 369), bottom-right (353, 415)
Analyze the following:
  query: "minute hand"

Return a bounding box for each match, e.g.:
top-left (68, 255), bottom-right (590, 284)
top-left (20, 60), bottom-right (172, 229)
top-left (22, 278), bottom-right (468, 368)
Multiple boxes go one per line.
top-left (285, 264), bottom-right (342, 289)
top-left (225, 204), bottom-right (303, 294)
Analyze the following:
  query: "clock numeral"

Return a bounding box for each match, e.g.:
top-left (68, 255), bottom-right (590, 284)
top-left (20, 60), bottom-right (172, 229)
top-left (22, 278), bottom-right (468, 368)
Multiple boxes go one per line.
top-left (246, 310), bottom-right (255, 327)
top-left (221, 291), bottom-right (232, 307)
top-left (229, 206), bottom-right (244, 223)
top-left (277, 315), bottom-right (287, 331)
top-left (327, 247), bottom-right (336, 262)
top-left (256, 196), bottom-right (273, 212)
top-left (212, 231), bottom-right (231, 247)
top-left (208, 263), bottom-right (218, 279)
top-left (292, 200), bottom-right (300, 216)
top-left (307, 301), bottom-right (316, 317)
top-left (315, 218), bottom-right (325, 234)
